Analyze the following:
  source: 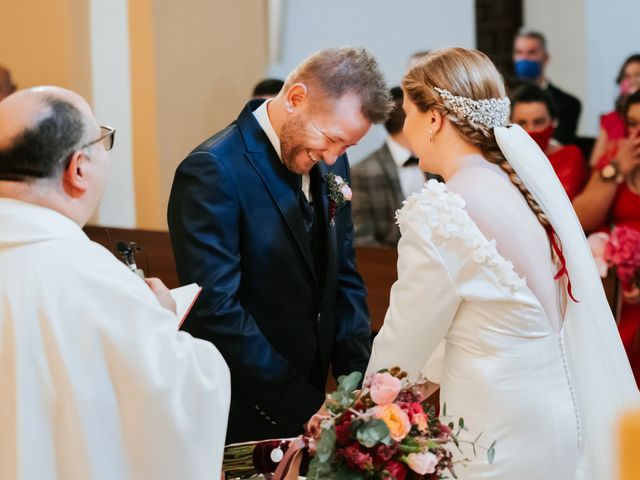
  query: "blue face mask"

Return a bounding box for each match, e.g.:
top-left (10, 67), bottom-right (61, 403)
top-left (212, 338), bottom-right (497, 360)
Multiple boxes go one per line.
top-left (514, 59), bottom-right (542, 80)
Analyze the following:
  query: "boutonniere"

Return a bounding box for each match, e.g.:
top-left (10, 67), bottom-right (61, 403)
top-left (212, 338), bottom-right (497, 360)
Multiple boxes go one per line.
top-left (325, 172), bottom-right (352, 226)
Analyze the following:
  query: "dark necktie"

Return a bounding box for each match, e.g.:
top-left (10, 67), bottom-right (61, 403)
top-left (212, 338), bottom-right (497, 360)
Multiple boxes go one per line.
top-left (297, 178), bottom-right (315, 246)
top-left (403, 156), bottom-right (419, 167)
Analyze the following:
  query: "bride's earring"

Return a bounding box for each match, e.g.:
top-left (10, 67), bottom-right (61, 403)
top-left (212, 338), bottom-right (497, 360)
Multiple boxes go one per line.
top-left (429, 129), bottom-right (434, 143)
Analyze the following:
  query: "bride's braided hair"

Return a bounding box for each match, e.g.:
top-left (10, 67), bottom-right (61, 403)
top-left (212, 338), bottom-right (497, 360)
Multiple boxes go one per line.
top-left (402, 48), bottom-right (550, 230)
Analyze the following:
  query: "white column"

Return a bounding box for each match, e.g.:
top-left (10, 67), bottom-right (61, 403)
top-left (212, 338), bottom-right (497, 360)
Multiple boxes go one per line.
top-left (90, 0), bottom-right (136, 227)
top-left (584, 0), bottom-right (640, 136)
top-left (524, 0), bottom-right (589, 134)
top-left (525, 0), bottom-right (640, 136)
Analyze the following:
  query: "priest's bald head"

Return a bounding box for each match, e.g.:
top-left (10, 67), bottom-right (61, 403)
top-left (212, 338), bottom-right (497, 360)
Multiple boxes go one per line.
top-left (0, 86), bottom-right (114, 226)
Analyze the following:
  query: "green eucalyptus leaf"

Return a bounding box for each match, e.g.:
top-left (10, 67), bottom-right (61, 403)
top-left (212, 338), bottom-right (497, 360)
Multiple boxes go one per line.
top-left (336, 464), bottom-right (365, 480)
top-left (337, 371), bottom-right (362, 393)
top-left (487, 440), bottom-right (497, 464)
top-left (355, 419), bottom-right (390, 448)
top-left (316, 428), bottom-right (337, 463)
top-left (307, 456), bottom-right (333, 480)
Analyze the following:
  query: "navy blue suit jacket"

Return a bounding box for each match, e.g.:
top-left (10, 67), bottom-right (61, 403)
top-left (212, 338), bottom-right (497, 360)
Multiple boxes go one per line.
top-left (167, 100), bottom-right (371, 443)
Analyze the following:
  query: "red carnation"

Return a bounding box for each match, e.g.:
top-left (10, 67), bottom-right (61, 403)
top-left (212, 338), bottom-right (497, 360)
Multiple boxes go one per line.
top-left (374, 443), bottom-right (399, 463)
top-left (335, 422), bottom-right (352, 445)
top-left (340, 443), bottom-right (374, 472)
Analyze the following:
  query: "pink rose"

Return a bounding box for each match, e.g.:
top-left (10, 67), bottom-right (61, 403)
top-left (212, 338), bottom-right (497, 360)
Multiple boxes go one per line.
top-left (369, 372), bottom-right (402, 405)
top-left (334, 175), bottom-right (352, 201)
top-left (374, 404), bottom-right (411, 441)
top-left (406, 451), bottom-right (438, 475)
top-left (340, 183), bottom-right (352, 201)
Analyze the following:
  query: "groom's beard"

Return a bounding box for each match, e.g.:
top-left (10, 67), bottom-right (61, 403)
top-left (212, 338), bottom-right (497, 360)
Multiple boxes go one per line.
top-left (280, 115), bottom-right (319, 175)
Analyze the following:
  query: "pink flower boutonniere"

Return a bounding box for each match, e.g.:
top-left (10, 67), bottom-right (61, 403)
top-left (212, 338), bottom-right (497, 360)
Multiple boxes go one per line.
top-left (325, 172), bottom-right (352, 226)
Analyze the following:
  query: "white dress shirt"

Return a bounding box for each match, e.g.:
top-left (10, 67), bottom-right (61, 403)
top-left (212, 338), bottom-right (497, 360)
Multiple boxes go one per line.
top-left (253, 100), bottom-right (312, 201)
top-left (386, 136), bottom-right (425, 199)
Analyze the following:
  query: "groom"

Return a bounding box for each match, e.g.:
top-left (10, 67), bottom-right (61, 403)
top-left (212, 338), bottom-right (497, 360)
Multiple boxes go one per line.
top-left (168, 47), bottom-right (392, 443)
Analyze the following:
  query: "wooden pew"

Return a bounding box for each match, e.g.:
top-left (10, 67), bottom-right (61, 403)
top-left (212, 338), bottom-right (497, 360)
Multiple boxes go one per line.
top-left (83, 226), bottom-right (398, 332)
top-left (354, 246), bottom-right (397, 332)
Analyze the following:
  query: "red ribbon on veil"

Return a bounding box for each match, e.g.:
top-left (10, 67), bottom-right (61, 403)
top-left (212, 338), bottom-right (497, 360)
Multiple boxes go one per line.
top-left (546, 225), bottom-right (578, 303)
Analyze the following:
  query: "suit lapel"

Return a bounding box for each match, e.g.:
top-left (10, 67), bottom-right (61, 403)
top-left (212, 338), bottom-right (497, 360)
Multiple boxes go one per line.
top-left (313, 163), bottom-right (337, 303)
top-left (237, 101), bottom-right (317, 281)
top-left (376, 143), bottom-right (405, 207)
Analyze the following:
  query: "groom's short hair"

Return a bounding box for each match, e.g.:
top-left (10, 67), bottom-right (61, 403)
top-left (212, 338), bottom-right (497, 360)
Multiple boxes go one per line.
top-left (283, 47), bottom-right (393, 124)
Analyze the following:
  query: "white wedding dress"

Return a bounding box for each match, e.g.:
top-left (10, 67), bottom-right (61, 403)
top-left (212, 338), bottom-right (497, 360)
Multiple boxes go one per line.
top-left (366, 126), bottom-right (639, 479)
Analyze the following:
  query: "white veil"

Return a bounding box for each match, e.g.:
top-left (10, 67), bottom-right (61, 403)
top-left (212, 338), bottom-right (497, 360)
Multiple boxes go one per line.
top-left (495, 125), bottom-right (640, 479)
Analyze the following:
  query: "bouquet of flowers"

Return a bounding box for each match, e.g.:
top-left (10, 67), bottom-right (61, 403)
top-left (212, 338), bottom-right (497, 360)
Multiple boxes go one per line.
top-left (307, 368), bottom-right (494, 480)
top-left (589, 226), bottom-right (640, 289)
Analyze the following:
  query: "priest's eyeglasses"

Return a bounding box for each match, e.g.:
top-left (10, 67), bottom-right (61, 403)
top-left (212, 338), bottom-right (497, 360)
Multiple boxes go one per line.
top-left (81, 126), bottom-right (115, 151)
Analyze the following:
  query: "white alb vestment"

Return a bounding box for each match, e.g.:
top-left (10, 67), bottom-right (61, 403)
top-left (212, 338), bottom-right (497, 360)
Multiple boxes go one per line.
top-left (367, 126), bottom-right (639, 479)
top-left (0, 199), bottom-right (231, 480)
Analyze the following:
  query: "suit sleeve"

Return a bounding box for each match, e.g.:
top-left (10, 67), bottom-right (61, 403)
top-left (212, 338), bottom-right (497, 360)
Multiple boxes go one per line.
top-left (350, 163), bottom-right (380, 246)
top-left (331, 157), bottom-right (373, 380)
top-left (366, 219), bottom-right (460, 381)
top-left (167, 152), bottom-right (324, 431)
top-left (556, 92), bottom-right (582, 144)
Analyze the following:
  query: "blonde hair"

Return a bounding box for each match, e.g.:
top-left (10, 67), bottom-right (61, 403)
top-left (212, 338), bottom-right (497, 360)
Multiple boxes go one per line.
top-left (283, 47), bottom-right (393, 124)
top-left (402, 47), bottom-right (550, 229)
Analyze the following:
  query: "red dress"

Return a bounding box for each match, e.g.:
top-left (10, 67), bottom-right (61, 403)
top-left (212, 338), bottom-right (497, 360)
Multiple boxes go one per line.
top-left (610, 183), bottom-right (640, 387)
top-left (601, 111), bottom-right (626, 141)
top-left (547, 145), bottom-right (587, 199)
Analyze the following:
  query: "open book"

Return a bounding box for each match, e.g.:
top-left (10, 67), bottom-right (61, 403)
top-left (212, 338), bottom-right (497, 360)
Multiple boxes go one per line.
top-left (169, 283), bottom-right (202, 329)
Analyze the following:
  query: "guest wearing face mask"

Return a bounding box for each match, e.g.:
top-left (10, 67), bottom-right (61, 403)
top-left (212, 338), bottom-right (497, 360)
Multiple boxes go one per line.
top-left (589, 54), bottom-right (640, 167)
top-left (512, 29), bottom-right (582, 144)
top-left (510, 83), bottom-right (587, 199)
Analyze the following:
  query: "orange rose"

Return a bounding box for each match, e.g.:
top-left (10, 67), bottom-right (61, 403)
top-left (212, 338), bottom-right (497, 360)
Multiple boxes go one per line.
top-left (375, 404), bottom-right (411, 441)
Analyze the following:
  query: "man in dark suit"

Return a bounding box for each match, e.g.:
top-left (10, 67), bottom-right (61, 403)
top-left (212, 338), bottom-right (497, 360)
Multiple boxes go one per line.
top-left (512, 29), bottom-right (582, 144)
top-left (352, 87), bottom-right (434, 247)
top-left (168, 47), bottom-right (392, 443)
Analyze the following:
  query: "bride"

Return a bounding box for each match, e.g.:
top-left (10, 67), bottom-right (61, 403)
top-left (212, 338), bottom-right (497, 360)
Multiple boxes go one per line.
top-left (366, 47), bottom-right (639, 479)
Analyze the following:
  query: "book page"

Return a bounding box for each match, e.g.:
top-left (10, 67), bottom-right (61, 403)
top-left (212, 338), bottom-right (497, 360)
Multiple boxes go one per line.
top-left (169, 283), bottom-right (202, 328)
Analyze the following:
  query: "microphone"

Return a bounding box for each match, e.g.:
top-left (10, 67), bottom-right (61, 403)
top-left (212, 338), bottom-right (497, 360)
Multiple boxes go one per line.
top-left (116, 241), bottom-right (144, 278)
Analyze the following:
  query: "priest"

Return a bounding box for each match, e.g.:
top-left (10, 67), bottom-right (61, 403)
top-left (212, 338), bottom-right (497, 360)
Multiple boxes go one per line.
top-left (0, 86), bottom-right (230, 480)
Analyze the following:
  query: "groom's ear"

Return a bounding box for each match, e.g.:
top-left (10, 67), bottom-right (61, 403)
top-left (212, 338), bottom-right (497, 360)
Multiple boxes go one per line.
top-left (284, 83), bottom-right (308, 113)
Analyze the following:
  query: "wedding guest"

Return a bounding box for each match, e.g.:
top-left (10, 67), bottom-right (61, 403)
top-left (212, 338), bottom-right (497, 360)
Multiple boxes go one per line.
top-left (251, 78), bottom-right (284, 99)
top-left (168, 47), bottom-right (392, 443)
top-left (512, 29), bottom-right (582, 143)
top-left (0, 86), bottom-right (230, 480)
top-left (352, 86), bottom-right (430, 246)
top-left (510, 83), bottom-right (587, 198)
top-left (0, 65), bottom-right (16, 101)
top-left (588, 54), bottom-right (640, 166)
top-left (573, 91), bottom-right (640, 386)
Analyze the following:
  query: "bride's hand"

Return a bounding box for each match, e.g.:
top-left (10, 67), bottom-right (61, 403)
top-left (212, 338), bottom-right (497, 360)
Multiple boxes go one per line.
top-left (305, 404), bottom-right (330, 438)
top-left (415, 379), bottom-right (440, 401)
